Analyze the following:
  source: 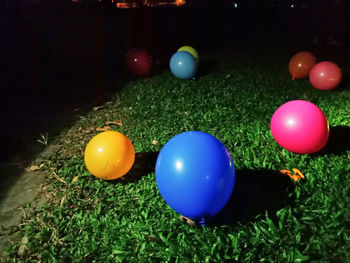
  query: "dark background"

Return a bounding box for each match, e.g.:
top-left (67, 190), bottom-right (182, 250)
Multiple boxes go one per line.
top-left (0, 0), bottom-right (349, 161)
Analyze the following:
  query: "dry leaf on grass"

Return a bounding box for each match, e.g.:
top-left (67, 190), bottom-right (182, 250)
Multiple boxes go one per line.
top-left (225, 74), bottom-right (231, 79)
top-left (179, 215), bottom-right (196, 226)
top-left (152, 140), bottom-right (159, 145)
top-left (105, 120), bottom-right (123, 126)
top-left (25, 164), bottom-right (43, 172)
top-left (72, 176), bottom-right (79, 182)
top-left (17, 236), bottom-right (28, 256)
top-left (18, 207), bottom-right (27, 219)
top-left (80, 127), bottom-right (95, 134)
top-left (93, 106), bottom-right (103, 111)
top-left (60, 195), bottom-right (66, 208)
top-left (145, 235), bottom-right (158, 243)
top-left (52, 172), bottom-right (67, 184)
top-left (96, 126), bottom-right (112, 132)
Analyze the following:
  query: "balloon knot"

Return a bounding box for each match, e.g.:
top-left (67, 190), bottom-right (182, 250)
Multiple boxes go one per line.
top-left (198, 218), bottom-right (207, 226)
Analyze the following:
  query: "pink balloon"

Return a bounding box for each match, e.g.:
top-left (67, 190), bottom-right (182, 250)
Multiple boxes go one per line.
top-left (270, 100), bottom-right (329, 154)
top-left (309, 61), bottom-right (342, 90)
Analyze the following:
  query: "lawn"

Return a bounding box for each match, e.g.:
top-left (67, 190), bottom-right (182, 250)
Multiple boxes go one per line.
top-left (3, 50), bottom-right (350, 262)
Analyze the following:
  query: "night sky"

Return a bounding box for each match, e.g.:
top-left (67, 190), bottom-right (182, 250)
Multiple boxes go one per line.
top-left (0, 0), bottom-right (349, 160)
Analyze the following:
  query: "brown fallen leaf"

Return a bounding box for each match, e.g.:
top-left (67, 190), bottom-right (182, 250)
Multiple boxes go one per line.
top-left (179, 215), bottom-right (196, 226)
top-left (145, 235), bottom-right (158, 243)
top-left (52, 171), bottom-right (67, 184)
top-left (1, 224), bottom-right (10, 231)
top-left (93, 106), bottom-right (103, 111)
top-left (96, 126), bottom-right (112, 132)
top-left (60, 195), bottom-right (66, 208)
top-left (72, 176), bottom-right (79, 182)
top-left (152, 140), bottom-right (159, 145)
top-left (18, 207), bottom-right (27, 219)
top-left (225, 74), bottom-right (231, 79)
top-left (25, 165), bottom-right (42, 172)
top-left (81, 127), bottom-right (95, 133)
top-left (105, 120), bottom-right (123, 126)
top-left (79, 127), bottom-right (90, 133)
top-left (17, 236), bottom-right (28, 256)
top-left (82, 129), bottom-right (91, 134)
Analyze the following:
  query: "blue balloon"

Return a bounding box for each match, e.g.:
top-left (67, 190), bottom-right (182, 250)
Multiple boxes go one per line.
top-left (169, 51), bottom-right (198, 79)
top-left (155, 131), bottom-right (235, 223)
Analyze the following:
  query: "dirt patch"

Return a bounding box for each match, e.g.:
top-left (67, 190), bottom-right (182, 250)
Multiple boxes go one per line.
top-left (0, 145), bottom-right (61, 260)
top-left (0, 168), bottom-right (48, 259)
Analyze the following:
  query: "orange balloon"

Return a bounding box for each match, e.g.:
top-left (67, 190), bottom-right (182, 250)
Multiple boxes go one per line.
top-left (289, 51), bottom-right (317, 80)
top-left (84, 131), bottom-right (135, 180)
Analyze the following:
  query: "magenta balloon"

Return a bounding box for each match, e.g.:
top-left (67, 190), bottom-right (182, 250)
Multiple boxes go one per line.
top-left (270, 100), bottom-right (329, 154)
top-left (309, 61), bottom-right (342, 90)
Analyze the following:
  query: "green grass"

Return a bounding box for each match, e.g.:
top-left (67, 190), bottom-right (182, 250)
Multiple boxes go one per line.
top-left (4, 51), bottom-right (350, 262)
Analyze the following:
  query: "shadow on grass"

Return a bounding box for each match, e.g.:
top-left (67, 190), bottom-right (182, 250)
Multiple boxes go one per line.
top-left (117, 152), bottom-right (159, 184)
top-left (314, 126), bottom-right (350, 156)
top-left (0, 6), bottom-right (129, 204)
top-left (207, 169), bottom-right (295, 226)
top-left (337, 71), bottom-right (350, 91)
top-left (196, 59), bottom-right (219, 78)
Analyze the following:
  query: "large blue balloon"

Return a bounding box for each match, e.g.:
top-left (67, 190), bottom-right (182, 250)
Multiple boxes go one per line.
top-left (155, 131), bottom-right (235, 222)
top-left (169, 51), bottom-right (198, 79)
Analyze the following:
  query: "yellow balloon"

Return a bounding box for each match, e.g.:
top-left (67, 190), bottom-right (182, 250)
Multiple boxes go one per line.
top-left (178, 46), bottom-right (199, 62)
top-left (84, 131), bottom-right (135, 180)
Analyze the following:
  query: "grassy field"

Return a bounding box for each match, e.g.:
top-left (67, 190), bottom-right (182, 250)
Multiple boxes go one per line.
top-left (3, 50), bottom-right (350, 262)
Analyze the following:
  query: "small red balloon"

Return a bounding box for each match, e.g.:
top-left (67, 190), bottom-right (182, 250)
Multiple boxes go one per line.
top-left (125, 48), bottom-right (153, 77)
top-left (309, 61), bottom-right (342, 90)
top-left (289, 51), bottom-right (317, 80)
